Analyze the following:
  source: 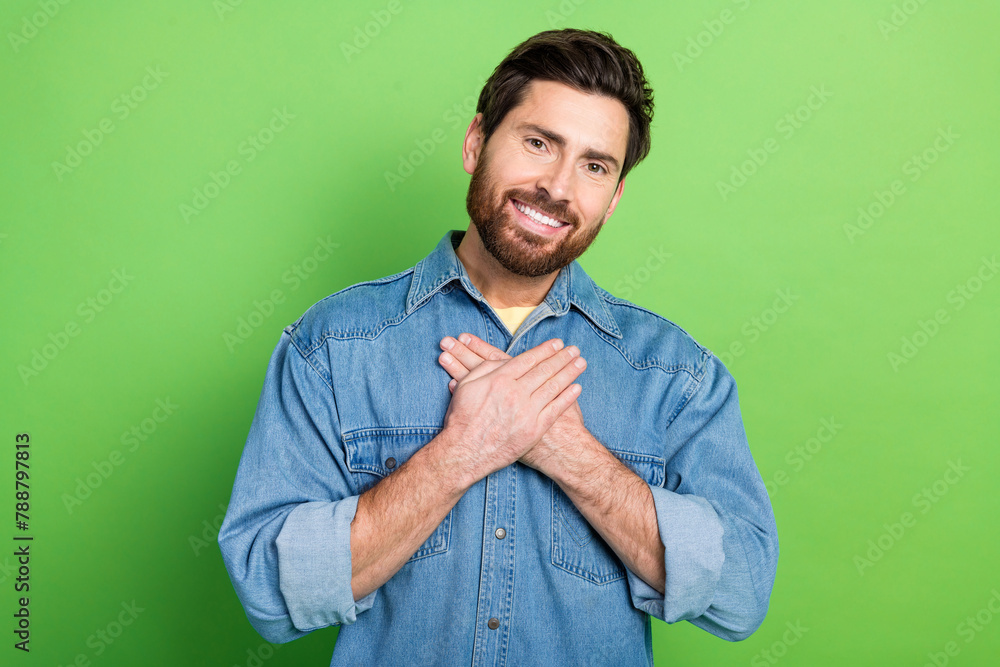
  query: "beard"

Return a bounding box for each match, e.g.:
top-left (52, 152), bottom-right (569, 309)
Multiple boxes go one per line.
top-left (465, 146), bottom-right (605, 278)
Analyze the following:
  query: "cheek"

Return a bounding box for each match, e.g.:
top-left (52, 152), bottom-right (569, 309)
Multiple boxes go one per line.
top-left (581, 191), bottom-right (614, 220)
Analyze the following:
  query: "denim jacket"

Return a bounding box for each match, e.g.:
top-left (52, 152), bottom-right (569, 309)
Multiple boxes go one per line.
top-left (218, 230), bottom-right (779, 666)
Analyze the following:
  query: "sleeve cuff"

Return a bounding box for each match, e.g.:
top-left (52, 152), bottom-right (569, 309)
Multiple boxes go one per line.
top-left (275, 496), bottom-right (377, 630)
top-left (626, 483), bottom-right (724, 623)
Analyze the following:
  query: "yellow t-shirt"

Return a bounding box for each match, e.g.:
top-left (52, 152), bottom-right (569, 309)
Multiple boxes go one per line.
top-left (491, 304), bottom-right (538, 336)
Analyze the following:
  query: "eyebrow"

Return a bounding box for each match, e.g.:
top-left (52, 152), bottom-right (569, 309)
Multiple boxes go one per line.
top-left (515, 122), bottom-right (621, 173)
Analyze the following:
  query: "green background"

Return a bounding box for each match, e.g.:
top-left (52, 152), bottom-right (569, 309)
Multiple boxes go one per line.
top-left (2, 0), bottom-right (998, 665)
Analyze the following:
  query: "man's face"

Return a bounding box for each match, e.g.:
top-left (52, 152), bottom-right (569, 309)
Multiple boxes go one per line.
top-left (464, 79), bottom-right (629, 278)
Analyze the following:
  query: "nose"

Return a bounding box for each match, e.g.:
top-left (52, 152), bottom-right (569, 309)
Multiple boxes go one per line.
top-left (535, 154), bottom-right (574, 205)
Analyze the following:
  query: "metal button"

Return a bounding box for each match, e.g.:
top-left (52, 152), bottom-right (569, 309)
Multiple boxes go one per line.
top-left (488, 618), bottom-right (500, 630)
top-left (494, 528), bottom-right (506, 539)
top-left (385, 457), bottom-right (396, 470)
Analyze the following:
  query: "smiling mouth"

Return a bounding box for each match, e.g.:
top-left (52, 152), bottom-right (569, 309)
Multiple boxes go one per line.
top-left (510, 198), bottom-right (569, 230)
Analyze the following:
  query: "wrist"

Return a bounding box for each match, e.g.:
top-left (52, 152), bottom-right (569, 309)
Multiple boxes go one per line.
top-left (425, 427), bottom-right (480, 495)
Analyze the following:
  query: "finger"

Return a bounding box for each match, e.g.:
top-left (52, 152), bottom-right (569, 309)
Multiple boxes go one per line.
top-left (501, 338), bottom-right (566, 380)
top-left (537, 382), bottom-right (583, 431)
top-left (438, 348), bottom-right (470, 381)
top-left (440, 336), bottom-right (495, 374)
top-left (457, 333), bottom-right (511, 362)
top-left (448, 378), bottom-right (457, 393)
top-left (451, 353), bottom-right (507, 385)
top-left (531, 357), bottom-right (586, 404)
top-left (519, 345), bottom-right (584, 394)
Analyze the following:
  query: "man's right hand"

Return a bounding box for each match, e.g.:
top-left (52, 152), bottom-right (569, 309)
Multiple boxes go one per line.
top-left (436, 338), bottom-right (586, 486)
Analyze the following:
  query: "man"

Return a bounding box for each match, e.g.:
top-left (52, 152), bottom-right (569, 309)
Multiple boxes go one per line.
top-left (219, 28), bottom-right (778, 666)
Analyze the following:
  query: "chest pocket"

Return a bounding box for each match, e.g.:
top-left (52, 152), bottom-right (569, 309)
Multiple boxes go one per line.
top-left (343, 426), bottom-right (451, 563)
top-left (551, 449), bottom-right (665, 585)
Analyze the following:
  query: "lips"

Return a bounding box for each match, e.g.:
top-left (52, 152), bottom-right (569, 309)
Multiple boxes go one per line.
top-left (510, 198), bottom-right (570, 236)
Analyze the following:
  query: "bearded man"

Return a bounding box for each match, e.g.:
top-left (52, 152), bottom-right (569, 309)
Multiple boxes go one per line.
top-left (219, 28), bottom-right (778, 667)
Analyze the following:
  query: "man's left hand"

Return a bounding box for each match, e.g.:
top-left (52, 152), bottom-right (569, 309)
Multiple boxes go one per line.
top-left (438, 333), bottom-right (589, 476)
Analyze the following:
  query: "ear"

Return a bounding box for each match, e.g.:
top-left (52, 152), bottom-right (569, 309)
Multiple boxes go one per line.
top-left (463, 113), bottom-right (486, 175)
top-left (602, 177), bottom-right (626, 224)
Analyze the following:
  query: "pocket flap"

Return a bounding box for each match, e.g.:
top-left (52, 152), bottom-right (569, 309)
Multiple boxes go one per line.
top-left (343, 426), bottom-right (442, 478)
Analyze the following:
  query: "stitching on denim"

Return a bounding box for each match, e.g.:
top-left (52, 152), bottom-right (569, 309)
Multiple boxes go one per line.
top-left (551, 489), bottom-right (626, 584)
top-left (287, 332), bottom-right (334, 393)
top-left (729, 508), bottom-right (769, 621)
top-left (498, 464), bottom-right (516, 664)
top-left (614, 449), bottom-right (666, 487)
top-left (569, 275), bottom-right (622, 338)
top-left (294, 269), bottom-right (416, 356)
top-left (597, 286), bottom-right (711, 355)
top-left (555, 491), bottom-right (594, 547)
top-left (307, 272), bottom-right (464, 350)
top-left (552, 560), bottom-right (626, 585)
top-left (479, 302), bottom-right (499, 349)
top-left (343, 425), bottom-right (442, 440)
top-left (407, 266), bottom-right (465, 315)
top-left (585, 324), bottom-right (702, 379)
top-left (342, 426), bottom-right (442, 477)
top-left (407, 509), bottom-right (451, 561)
top-left (409, 256), bottom-right (425, 305)
top-left (663, 350), bottom-right (711, 428)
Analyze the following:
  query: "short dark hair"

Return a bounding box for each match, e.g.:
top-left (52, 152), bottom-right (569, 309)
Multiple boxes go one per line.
top-left (476, 28), bottom-right (654, 184)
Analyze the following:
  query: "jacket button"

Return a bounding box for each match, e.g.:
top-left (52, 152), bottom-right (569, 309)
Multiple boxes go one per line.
top-left (488, 618), bottom-right (500, 629)
top-left (385, 457), bottom-right (396, 470)
top-left (494, 528), bottom-right (506, 539)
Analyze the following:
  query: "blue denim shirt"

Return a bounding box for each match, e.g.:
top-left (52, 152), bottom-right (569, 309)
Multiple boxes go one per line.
top-left (219, 229), bottom-right (778, 666)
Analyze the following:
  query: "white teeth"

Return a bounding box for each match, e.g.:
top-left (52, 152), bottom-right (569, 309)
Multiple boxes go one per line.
top-left (514, 201), bottom-right (563, 228)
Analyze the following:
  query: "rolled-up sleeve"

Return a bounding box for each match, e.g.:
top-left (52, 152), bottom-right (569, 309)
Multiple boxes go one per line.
top-left (625, 352), bottom-right (779, 641)
top-left (218, 329), bottom-right (376, 644)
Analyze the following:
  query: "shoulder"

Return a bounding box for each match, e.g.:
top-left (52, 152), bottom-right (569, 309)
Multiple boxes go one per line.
top-left (284, 267), bottom-right (416, 356)
top-left (590, 283), bottom-right (714, 381)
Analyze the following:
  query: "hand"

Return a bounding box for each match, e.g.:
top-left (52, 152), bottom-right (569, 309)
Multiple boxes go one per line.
top-left (439, 333), bottom-right (588, 475)
top-left (437, 336), bottom-right (586, 484)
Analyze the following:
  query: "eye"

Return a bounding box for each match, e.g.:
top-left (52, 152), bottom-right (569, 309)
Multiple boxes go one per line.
top-left (527, 138), bottom-right (545, 150)
top-left (587, 163), bottom-right (606, 174)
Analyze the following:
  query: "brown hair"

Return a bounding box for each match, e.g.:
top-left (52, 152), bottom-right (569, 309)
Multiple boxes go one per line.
top-left (476, 28), bottom-right (654, 184)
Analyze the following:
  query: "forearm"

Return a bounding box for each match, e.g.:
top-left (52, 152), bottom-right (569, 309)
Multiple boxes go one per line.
top-left (350, 428), bottom-right (471, 600)
top-left (549, 435), bottom-right (666, 594)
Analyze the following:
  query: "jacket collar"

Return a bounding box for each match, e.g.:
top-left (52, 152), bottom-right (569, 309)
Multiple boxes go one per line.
top-left (406, 229), bottom-right (622, 339)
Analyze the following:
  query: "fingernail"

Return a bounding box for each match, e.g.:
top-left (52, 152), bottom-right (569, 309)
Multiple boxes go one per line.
top-left (441, 337), bottom-right (455, 350)
top-left (441, 351), bottom-right (454, 363)
top-left (573, 357), bottom-right (586, 369)
top-left (459, 333), bottom-right (471, 345)
top-left (552, 339), bottom-right (564, 350)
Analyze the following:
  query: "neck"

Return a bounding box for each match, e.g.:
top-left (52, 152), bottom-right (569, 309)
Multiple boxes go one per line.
top-left (455, 223), bottom-right (558, 309)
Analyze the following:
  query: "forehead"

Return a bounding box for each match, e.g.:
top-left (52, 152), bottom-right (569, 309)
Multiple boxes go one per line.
top-left (501, 79), bottom-right (629, 161)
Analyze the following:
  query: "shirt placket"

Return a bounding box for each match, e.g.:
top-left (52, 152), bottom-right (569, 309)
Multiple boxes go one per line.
top-left (470, 461), bottom-right (517, 666)
top-left (469, 296), bottom-right (556, 666)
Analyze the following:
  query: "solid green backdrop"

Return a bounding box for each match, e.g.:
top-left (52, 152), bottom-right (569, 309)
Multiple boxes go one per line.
top-left (2, 1), bottom-right (998, 665)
